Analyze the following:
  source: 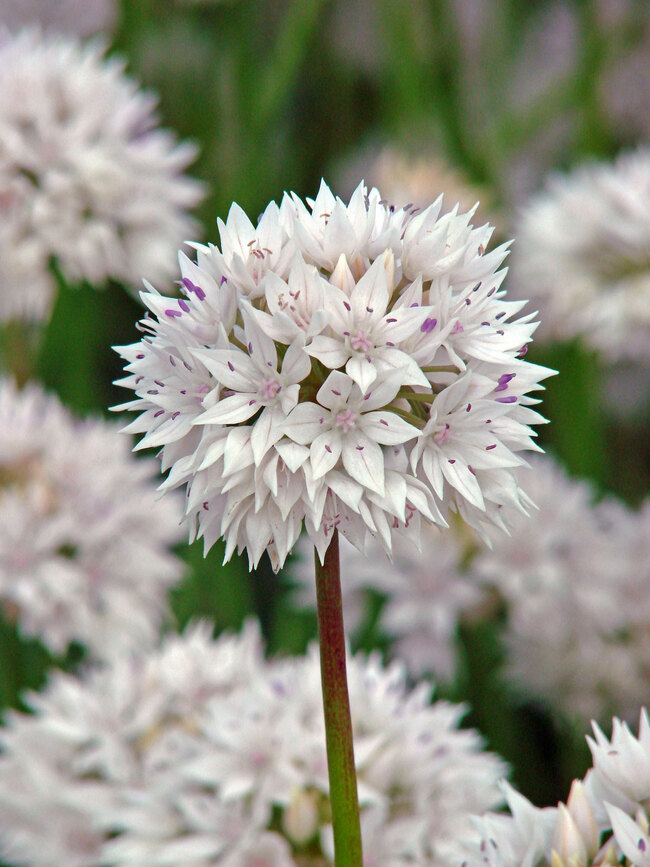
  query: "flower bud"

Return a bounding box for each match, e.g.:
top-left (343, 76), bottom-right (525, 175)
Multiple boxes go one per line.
top-left (282, 787), bottom-right (320, 845)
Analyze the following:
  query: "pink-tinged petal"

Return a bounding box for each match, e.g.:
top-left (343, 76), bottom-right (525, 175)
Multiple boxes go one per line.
top-left (441, 460), bottom-right (485, 510)
top-left (190, 347), bottom-right (258, 392)
top-left (279, 382), bottom-right (300, 415)
top-left (420, 448), bottom-right (444, 498)
top-left (350, 254), bottom-right (389, 321)
top-left (341, 434), bottom-right (384, 495)
top-left (391, 274), bottom-right (423, 309)
top-left (194, 392), bottom-right (259, 425)
top-left (218, 202), bottom-right (255, 259)
top-left (250, 407), bottom-right (284, 465)
top-left (325, 471), bottom-right (363, 510)
top-left (281, 337), bottom-right (312, 383)
top-left (361, 411), bottom-right (420, 445)
top-left (222, 427), bottom-right (254, 475)
top-left (329, 253), bottom-right (356, 295)
top-left (346, 355), bottom-right (377, 394)
top-left (241, 303), bottom-right (277, 370)
top-left (310, 431), bottom-right (342, 478)
top-left (308, 335), bottom-right (350, 369)
top-left (323, 201), bottom-right (355, 261)
top-left (377, 348), bottom-right (431, 387)
top-left (316, 370), bottom-right (354, 409)
top-left (283, 402), bottom-right (327, 445)
top-left (607, 805), bottom-right (650, 867)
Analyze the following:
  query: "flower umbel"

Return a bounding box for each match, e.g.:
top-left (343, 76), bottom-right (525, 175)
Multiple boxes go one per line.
top-left (115, 181), bottom-right (553, 570)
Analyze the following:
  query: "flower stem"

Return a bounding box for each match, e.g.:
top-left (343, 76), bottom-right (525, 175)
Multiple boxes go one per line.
top-left (314, 531), bottom-right (363, 866)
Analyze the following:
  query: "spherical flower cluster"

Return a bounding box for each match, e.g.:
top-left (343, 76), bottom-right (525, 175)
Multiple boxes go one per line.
top-left (116, 180), bottom-right (553, 571)
top-left (459, 710), bottom-right (650, 867)
top-left (511, 148), bottom-right (650, 361)
top-left (0, 28), bottom-right (204, 323)
top-left (0, 0), bottom-right (118, 37)
top-left (473, 454), bottom-right (650, 726)
top-left (289, 523), bottom-right (484, 682)
top-left (0, 620), bottom-right (507, 866)
top-left (0, 378), bottom-right (184, 660)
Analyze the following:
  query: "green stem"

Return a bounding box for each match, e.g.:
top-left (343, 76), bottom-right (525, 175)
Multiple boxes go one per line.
top-left (390, 406), bottom-right (426, 427)
top-left (396, 390), bottom-right (434, 402)
top-left (314, 531), bottom-right (363, 866)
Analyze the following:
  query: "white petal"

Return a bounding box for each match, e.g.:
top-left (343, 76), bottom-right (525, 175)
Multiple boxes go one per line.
top-left (316, 370), bottom-right (354, 409)
top-left (275, 439), bottom-right (310, 472)
top-left (346, 354), bottom-right (378, 394)
top-left (342, 435), bottom-right (384, 495)
top-left (283, 402), bottom-right (327, 444)
top-left (308, 335), bottom-right (350, 369)
top-left (360, 410), bottom-right (420, 445)
top-left (250, 407), bottom-right (284, 464)
top-left (195, 393), bottom-right (258, 425)
top-left (310, 431), bottom-right (342, 478)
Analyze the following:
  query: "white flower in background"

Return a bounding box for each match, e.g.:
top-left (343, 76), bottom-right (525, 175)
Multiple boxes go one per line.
top-left (116, 180), bottom-right (553, 570)
top-left (0, 621), bottom-right (506, 866)
top-left (289, 524), bottom-right (482, 682)
top-left (0, 379), bottom-right (184, 660)
top-left (0, 0), bottom-right (118, 37)
top-left (511, 148), bottom-right (650, 361)
top-left (0, 29), bottom-right (204, 323)
top-left (473, 454), bottom-right (650, 726)
top-left (460, 713), bottom-right (650, 867)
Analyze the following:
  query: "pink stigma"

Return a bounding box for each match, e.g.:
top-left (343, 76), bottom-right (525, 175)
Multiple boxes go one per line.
top-left (260, 378), bottom-right (281, 401)
top-left (434, 422), bottom-right (451, 444)
top-left (350, 330), bottom-right (372, 352)
top-left (335, 408), bottom-right (357, 431)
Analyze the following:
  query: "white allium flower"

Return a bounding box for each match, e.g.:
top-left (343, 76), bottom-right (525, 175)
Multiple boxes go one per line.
top-left (460, 713), bottom-right (650, 867)
top-left (0, 378), bottom-right (184, 660)
top-left (0, 29), bottom-right (204, 323)
top-left (0, 621), bottom-right (507, 866)
top-left (115, 180), bottom-right (553, 570)
top-left (473, 454), bottom-right (650, 726)
top-left (0, 0), bottom-right (118, 37)
top-left (289, 523), bottom-right (482, 682)
top-left (511, 148), bottom-right (650, 361)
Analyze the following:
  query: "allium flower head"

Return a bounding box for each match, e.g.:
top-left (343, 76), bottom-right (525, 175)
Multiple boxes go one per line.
top-left (0, 621), bottom-right (506, 866)
top-left (511, 148), bottom-right (650, 361)
top-left (116, 181), bottom-right (552, 570)
top-left (474, 454), bottom-right (650, 726)
top-left (460, 712), bottom-right (650, 867)
top-left (0, 28), bottom-right (204, 323)
top-left (0, 378), bottom-right (184, 659)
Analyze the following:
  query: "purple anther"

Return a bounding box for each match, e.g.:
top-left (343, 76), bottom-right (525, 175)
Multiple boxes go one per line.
top-left (180, 389), bottom-right (187, 395)
top-left (487, 287), bottom-right (496, 297)
top-left (136, 353), bottom-right (145, 359)
top-left (468, 466), bottom-right (476, 475)
top-left (366, 306), bottom-right (373, 313)
top-left (364, 393), bottom-right (371, 400)
top-left (386, 341), bottom-right (395, 346)
top-left (639, 840), bottom-right (647, 853)
top-left (481, 321), bottom-right (490, 326)
top-left (448, 459), bottom-right (456, 464)
top-left (227, 361), bottom-right (235, 371)
top-left (135, 376), bottom-right (144, 384)
top-left (220, 276), bottom-right (228, 285)
top-left (147, 389), bottom-right (159, 395)
top-left (517, 345), bottom-right (528, 357)
top-left (421, 317), bottom-right (437, 333)
top-left (183, 361), bottom-right (192, 371)
top-left (325, 445), bottom-right (332, 453)
top-left (182, 277), bottom-right (205, 300)
top-left (248, 342), bottom-right (253, 353)
top-left (153, 409), bottom-right (164, 418)
top-left (495, 311), bottom-right (506, 320)
top-left (343, 301), bottom-right (351, 311)
top-left (496, 396), bottom-right (517, 403)
top-left (356, 445), bottom-right (364, 450)
top-left (249, 399), bottom-right (256, 406)
top-left (486, 444), bottom-right (496, 450)
top-left (154, 380), bottom-right (165, 387)
top-left (410, 302), bottom-right (419, 307)
top-left (497, 329), bottom-right (504, 336)
top-left (319, 418), bottom-right (324, 424)
top-left (495, 373), bottom-right (516, 391)
top-left (203, 501), bottom-right (209, 510)
top-left (171, 412), bottom-right (180, 420)
top-left (380, 419), bottom-right (389, 426)
top-left (466, 403), bottom-right (471, 412)
top-left (169, 355), bottom-right (176, 366)
top-left (165, 309), bottom-right (182, 318)
top-left (465, 298), bottom-right (471, 305)
top-left (386, 318), bottom-right (397, 323)
top-left (178, 299), bottom-right (190, 313)
top-left (332, 390), bottom-right (341, 396)
top-left (473, 282), bottom-right (482, 292)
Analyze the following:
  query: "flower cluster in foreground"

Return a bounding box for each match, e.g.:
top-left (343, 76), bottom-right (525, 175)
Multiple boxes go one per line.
top-left (116, 180), bottom-right (553, 570)
top-left (511, 148), bottom-right (650, 361)
top-left (0, 378), bottom-right (184, 659)
top-left (459, 709), bottom-right (650, 867)
top-left (0, 621), bottom-right (506, 866)
top-left (0, 28), bottom-right (204, 323)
